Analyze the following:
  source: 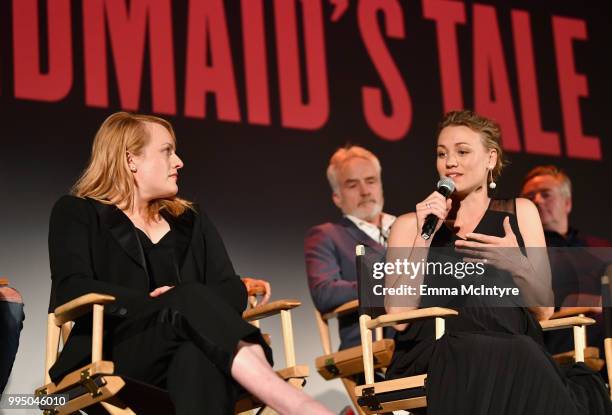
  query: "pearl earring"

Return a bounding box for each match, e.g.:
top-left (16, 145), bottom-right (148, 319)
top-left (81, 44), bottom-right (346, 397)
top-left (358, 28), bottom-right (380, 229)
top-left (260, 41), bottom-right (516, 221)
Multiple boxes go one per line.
top-left (130, 165), bottom-right (137, 172)
top-left (488, 168), bottom-right (496, 189)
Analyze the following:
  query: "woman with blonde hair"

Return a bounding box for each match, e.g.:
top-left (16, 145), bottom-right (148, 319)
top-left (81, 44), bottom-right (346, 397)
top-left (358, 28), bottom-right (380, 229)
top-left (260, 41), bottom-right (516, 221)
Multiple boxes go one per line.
top-left (48, 112), bottom-right (332, 415)
top-left (385, 110), bottom-right (611, 414)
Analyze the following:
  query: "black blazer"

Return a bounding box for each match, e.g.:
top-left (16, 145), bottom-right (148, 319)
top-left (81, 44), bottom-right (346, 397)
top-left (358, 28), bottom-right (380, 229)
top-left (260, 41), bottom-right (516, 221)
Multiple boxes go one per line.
top-left (47, 195), bottom-right (247, 381)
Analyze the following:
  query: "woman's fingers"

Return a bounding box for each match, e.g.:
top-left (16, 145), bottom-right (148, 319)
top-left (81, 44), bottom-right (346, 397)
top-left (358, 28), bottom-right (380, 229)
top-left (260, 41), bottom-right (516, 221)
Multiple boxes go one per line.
top-left (260, 280), bottom-right (271, 305)
top-left (149, 285), bottom-right (174, 297)
top-left (502, 216), bottom-right (514, 237)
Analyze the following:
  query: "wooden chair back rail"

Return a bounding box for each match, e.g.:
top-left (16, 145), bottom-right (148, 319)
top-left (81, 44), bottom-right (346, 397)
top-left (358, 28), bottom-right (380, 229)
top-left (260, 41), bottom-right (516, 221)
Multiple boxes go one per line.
top-left (314, 300), bottom-right (383, 357)
top-left (242, 299), bottom-right (301, 368)
top-left (44, 314), bottom-right (61, 384)
top-left (314, 309), bottom-right (332, 356)
top-left (247, 295), bottom-right (260, 328)
top-left (540, 316), bottom-right (596, 363)
top-left (0, 278), bottom-right (9, 285)
top-left (314, 299), bottom-right (387, 415)
top-left (280, 309), bottom-right (296, 367)
top-left (44, 304), bottom-right (106, 384)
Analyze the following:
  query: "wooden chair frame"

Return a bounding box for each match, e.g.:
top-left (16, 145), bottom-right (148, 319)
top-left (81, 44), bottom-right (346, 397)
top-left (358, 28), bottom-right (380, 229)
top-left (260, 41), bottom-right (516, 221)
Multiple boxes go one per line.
top-left (540, 266), bottom-right (612, 401)
top-left (35, 288), bottom-right (308, 415)
top-left (314, 299), bottom-right (394, 414)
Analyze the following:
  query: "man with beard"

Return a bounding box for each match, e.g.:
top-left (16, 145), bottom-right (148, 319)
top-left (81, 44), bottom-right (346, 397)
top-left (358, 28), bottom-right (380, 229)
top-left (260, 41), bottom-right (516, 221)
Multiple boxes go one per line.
top-left (305, 146), bottom-right (395, 350)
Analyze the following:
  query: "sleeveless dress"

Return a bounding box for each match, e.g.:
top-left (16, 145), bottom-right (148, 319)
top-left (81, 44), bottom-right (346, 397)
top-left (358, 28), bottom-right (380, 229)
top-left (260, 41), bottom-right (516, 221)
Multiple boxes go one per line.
top-left (386, 199), bottom-right (611, 415)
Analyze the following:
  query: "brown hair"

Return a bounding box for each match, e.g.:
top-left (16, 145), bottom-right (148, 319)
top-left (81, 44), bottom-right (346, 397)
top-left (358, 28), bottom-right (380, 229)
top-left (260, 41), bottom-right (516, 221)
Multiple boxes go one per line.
top-left (72, 112), bottom-right (192, 218)
top-left (438, 110), bottom-right (506, 182)
top-left (522, 165), bottom-right (572, 198)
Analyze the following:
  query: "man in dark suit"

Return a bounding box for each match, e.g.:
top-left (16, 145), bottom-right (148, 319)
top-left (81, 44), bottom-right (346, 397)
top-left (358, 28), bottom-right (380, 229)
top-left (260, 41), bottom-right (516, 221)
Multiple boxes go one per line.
top-left (521, 165), bottom-right (610, 378)
top-left (305, 146), bottom-right (395, 350)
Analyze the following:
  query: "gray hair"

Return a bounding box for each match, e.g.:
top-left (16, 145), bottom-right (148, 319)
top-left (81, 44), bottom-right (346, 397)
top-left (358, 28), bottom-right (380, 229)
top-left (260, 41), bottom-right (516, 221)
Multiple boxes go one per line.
top-left (326, 145), bottom-right (381, 192)
top-left (522, 165), bottom-right (572, 198)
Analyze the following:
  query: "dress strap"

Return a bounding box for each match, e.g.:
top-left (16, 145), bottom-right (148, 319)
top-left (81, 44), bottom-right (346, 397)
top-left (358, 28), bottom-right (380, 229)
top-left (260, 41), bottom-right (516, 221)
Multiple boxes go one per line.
top-left (488, 198), bottom-right (516, 215)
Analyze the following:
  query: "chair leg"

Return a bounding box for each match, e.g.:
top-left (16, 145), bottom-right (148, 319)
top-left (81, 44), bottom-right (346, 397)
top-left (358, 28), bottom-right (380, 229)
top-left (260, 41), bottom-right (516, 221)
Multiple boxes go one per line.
top-left (341, 377), bottom-right (366, 415)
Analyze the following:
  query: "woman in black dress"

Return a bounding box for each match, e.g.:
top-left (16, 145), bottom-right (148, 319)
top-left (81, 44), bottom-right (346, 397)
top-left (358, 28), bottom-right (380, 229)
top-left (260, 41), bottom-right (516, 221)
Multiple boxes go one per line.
top-left (48, 112), bottom-right (332, 415)
top-left (385, 110), bottom-right (611, 414)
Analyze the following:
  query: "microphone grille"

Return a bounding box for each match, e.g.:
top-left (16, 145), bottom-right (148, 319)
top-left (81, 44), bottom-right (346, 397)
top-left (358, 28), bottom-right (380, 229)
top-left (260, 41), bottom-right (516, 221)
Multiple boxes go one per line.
top-left (437, 176), bottom-right (456, 192)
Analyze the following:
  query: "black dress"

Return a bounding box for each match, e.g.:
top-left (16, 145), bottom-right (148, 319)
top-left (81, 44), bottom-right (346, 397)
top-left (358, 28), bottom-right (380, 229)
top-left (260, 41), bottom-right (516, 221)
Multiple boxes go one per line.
top-left (386, 199), bottom-right (611, 415)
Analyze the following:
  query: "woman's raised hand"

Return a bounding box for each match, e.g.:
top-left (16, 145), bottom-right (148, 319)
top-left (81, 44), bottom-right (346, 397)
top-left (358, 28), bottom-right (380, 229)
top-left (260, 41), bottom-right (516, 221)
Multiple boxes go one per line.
top-left (415, 191), bottom-right (452, 238)
top-left (455, 216), bottom-right (524, 274)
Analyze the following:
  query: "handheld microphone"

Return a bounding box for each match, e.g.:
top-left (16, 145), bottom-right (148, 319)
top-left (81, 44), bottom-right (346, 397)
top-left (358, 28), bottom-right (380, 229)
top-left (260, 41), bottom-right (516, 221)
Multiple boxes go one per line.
top-left (421, 177), bottom-right (455, 240)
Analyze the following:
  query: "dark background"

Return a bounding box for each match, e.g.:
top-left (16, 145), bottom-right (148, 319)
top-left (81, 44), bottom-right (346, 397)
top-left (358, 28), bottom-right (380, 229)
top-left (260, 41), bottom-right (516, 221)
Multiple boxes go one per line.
top-left (1, 1), bottom-right (610, 409)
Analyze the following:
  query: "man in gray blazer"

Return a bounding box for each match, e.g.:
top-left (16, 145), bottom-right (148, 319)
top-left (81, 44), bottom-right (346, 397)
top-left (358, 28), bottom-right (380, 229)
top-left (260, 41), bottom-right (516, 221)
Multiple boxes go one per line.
top-left (305, 146), bottom-right (395, 350)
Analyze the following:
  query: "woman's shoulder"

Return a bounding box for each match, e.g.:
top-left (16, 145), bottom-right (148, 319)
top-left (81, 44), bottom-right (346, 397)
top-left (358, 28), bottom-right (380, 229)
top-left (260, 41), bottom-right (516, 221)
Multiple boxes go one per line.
top-left (52, 195), bottom-right (93, 213)
top-left (49, 195), bottom-right (100, 227)
top-left (393, 212), bottom-right (417, 229)
top-left (513, 197), bottom-right (546, 247)
top-left (514, 197), bottom-right (539, 219)
top-left (388, 212), bottom-right (418, 246)
top-left (489, 198), bottom-right (537, 217)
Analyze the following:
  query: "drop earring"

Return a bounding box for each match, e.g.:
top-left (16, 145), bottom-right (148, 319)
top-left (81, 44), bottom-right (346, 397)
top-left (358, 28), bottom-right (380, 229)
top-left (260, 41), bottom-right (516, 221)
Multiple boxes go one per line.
top-left (488, 168), bottom-right (496, 189)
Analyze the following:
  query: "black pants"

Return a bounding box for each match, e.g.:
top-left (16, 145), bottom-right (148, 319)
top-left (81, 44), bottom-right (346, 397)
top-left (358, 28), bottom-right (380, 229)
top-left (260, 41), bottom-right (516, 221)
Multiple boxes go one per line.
top-left (0, 301), bottom-right (24, 394)
top-left (108, 283), bottom-right (271, 415)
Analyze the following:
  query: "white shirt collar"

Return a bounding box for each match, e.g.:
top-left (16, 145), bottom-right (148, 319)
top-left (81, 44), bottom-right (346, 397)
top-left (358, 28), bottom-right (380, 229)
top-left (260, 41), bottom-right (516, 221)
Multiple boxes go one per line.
top-left (345, 213), bottom-right (396, 247)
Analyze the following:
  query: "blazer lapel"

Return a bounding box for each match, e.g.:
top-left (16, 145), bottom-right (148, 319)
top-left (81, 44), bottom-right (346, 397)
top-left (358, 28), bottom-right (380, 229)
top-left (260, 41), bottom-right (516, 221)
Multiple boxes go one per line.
top-left (161, 207), bottom-right (195, 272)
top-left (91, 199), bottom-right (148, 271)
top-left (339, 217), bottom-right (386, 256)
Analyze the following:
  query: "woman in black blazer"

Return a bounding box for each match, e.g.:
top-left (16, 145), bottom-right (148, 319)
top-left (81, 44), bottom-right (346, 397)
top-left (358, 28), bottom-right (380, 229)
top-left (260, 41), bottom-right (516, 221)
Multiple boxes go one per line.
top-left (48, 112), bottom-right (332, 415)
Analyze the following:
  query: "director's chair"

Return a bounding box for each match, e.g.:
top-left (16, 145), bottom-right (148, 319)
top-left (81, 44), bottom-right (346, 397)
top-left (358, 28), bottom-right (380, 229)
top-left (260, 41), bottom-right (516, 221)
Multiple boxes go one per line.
top-left (35, 279), bottom-right (308, 415)
top-left (353, 244), bottom-right (599, 414)
top-left (314, 299), bottom-right (394, 414)
top-left (542, 264), bottom-right (612, 400)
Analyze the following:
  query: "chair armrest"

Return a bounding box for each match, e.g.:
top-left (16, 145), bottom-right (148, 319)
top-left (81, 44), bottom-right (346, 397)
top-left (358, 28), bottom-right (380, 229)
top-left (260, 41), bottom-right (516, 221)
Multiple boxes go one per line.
top-left (550, 307), bottom-right (598, 319)
top-left (243, 299), bottom-right (301, 322)
top-left (321, 299), bottom-right (359, 321)
top-left (365, 307), bottom-right (458, 330)
top-left (243, 299), bottom-right (302, 368)
top-left (54, 293), bottom-right (116, 325)
top-left (540, 316), bottom-right (595, 331)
